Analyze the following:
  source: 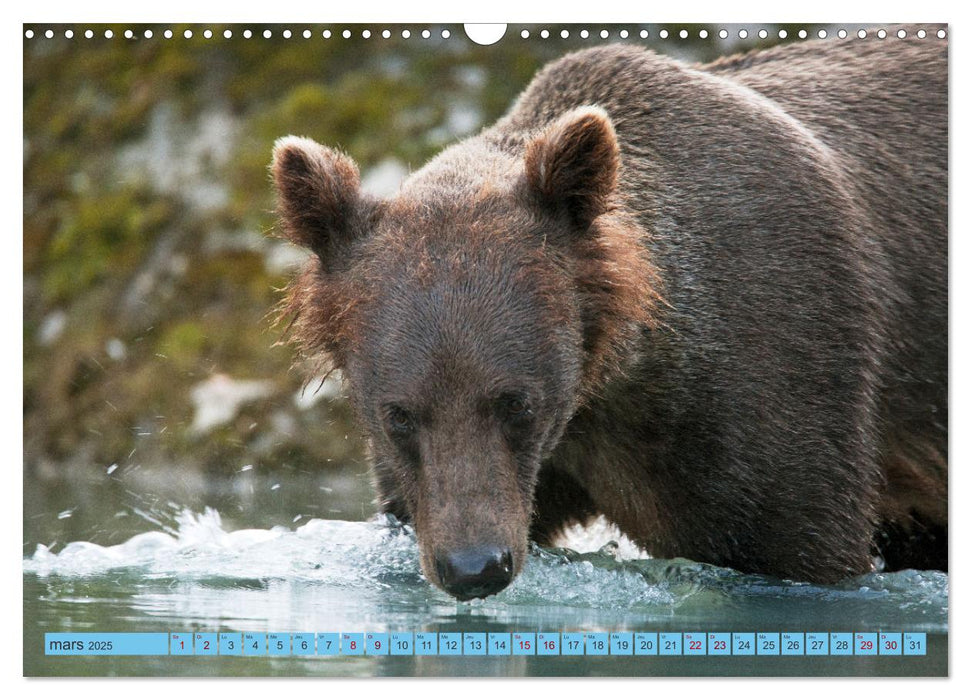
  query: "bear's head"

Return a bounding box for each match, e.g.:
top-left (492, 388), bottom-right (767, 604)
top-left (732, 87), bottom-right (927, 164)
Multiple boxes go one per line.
top-left (271, 107), bottom-right (658, 600)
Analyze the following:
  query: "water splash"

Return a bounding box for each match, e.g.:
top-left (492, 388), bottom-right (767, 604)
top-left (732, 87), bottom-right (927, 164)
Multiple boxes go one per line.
top-left (23, 508), bottom-right (948, 629)
top-left (26, 508), bottom-right (417, 585)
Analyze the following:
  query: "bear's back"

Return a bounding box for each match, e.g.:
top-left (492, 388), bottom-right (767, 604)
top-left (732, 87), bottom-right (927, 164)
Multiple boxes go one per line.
top-left (709, 38), bottom-right (948, 459)
top-left (491, 40), bottom-right (946, 433)
top-left (489, 38), bottom-right (948, 579)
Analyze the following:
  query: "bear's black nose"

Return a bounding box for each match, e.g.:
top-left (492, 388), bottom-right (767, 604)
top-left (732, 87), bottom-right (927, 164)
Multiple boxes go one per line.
top-left (434, 546), bottom-right (514, 600)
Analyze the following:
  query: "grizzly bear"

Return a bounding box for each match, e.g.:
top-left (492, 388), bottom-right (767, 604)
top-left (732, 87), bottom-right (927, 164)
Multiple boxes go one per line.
top-left (271, 37), bottom-right (947, 600)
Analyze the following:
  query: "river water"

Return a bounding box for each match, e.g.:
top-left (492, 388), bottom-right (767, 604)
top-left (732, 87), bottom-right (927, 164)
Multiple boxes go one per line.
top-left (23, 470), bottom-right (948, 677)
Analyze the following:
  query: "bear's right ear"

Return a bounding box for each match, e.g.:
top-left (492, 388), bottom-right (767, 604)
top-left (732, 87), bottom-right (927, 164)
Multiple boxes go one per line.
top-left (271, 136), bottom-right (365, 263)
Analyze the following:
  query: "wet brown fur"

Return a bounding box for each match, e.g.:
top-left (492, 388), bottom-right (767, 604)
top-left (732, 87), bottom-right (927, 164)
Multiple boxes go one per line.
top-left (270, 35), bottom-right (947, 594)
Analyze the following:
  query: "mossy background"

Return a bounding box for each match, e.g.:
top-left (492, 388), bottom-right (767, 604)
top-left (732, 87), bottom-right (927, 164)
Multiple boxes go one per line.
top-left (24, 23), bottom-right (802, 548)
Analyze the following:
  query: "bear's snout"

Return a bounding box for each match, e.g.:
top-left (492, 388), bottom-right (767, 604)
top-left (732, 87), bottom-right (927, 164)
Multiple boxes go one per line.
top-left (434, 545), bottom-right (514, 601)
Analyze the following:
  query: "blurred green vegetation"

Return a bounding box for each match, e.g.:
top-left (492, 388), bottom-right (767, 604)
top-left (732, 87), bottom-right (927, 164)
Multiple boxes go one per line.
top-left (24, 23), bottom-right (797, 484)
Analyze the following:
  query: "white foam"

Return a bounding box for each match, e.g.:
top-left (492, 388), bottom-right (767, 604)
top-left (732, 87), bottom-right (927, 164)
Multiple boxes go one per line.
top-left (23, 508), bottom-right (948, 623)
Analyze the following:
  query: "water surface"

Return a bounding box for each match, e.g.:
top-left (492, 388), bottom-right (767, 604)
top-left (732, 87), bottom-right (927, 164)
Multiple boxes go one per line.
top-left (24, 501), bottom-right (948, 676)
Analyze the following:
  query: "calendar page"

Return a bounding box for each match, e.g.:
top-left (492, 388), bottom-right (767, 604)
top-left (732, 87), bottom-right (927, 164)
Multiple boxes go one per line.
top-left (22, 20), bottom-right (949, 678)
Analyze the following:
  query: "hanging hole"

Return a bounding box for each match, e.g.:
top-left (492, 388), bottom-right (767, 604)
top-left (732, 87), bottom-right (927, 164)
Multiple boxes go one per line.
top-left (463, 23), bottom-right (506, 45)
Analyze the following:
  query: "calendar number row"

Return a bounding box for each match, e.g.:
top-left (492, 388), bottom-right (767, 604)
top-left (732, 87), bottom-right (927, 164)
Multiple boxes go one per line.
top-left (46, 632), bottom-right (928, 657)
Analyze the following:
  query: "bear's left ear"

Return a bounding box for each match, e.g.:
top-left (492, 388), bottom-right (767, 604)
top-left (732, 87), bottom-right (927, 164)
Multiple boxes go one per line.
top-left (524, 106), bottom-right (620, 229)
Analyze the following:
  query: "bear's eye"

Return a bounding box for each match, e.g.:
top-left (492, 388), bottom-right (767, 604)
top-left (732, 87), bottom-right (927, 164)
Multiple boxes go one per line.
top-left (497, 393), bottom-right (531, 423)
top-left (385, 405), bottom-right (416, 436)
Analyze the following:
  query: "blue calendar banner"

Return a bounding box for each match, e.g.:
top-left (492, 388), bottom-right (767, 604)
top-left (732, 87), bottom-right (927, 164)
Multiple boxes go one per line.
top-left (45, 633), bottom-right (169, 656)
top-left (44, 630), bottom-right (928, 657)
